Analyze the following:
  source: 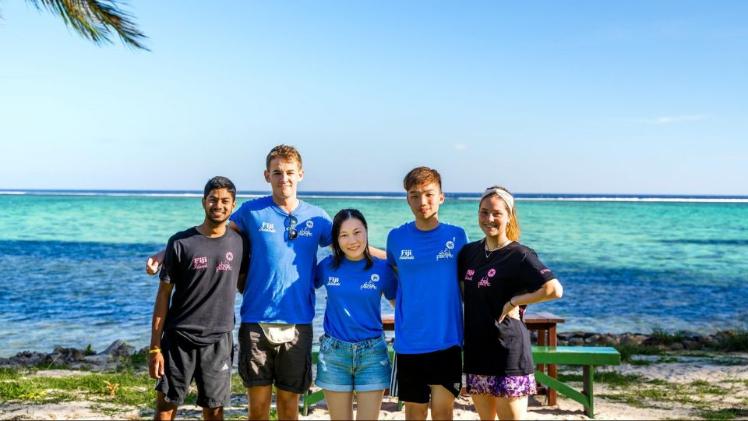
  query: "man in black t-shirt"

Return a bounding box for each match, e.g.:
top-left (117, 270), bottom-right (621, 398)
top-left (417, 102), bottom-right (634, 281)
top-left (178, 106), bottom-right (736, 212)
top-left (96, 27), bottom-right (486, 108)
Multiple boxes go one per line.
top-left (149, 177), bottom-right (248, 421)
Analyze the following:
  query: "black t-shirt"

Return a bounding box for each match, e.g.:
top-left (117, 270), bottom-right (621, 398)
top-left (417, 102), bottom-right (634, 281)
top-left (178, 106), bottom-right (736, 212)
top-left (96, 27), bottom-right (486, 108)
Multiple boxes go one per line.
top-left (160, 227), bottom-right (248, 345)
top-left (458, 240), bottom-right (555, 376)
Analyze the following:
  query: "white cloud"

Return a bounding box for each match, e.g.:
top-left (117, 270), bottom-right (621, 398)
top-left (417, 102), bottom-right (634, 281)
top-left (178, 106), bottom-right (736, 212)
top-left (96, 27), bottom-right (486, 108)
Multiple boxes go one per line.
top-left (454, 143), bottom-right (468, 151)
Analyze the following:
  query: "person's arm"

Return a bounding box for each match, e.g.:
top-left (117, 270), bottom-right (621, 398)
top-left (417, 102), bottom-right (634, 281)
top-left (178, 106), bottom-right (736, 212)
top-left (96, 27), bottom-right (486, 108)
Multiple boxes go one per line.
top-left (149, 281), bottom-right (174, 379)
top-left (498, 278), bottom-right (563, 323)
top-left (368, 245), bottom-right (386, 260)
top-left (237, 271), bottom-right (248, 294)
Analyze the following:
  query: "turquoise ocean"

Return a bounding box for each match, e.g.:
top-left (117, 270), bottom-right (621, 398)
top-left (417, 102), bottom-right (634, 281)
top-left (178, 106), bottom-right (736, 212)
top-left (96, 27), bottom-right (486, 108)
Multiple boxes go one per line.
top-left (1, 191), bottom-right (747, 357)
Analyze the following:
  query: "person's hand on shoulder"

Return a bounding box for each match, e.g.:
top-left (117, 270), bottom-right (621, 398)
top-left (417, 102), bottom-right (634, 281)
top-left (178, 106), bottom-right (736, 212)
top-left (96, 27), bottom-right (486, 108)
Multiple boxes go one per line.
top-left (146, 250), bottom-right (165, 275)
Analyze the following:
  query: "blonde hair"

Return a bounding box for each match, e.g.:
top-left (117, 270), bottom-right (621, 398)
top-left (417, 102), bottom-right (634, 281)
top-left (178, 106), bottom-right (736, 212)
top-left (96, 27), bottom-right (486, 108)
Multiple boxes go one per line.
top-left (266, 144), bottom-right (303, 169)
top-left (480, 185), bottom-right (521, 241)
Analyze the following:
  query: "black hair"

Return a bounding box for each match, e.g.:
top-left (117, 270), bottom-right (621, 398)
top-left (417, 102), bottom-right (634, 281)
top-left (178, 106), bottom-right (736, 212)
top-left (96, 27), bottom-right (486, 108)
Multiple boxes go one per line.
top-left (203, 176), bottom-right (237, 199)
top-left (331, 208), bottom-right (373, 270)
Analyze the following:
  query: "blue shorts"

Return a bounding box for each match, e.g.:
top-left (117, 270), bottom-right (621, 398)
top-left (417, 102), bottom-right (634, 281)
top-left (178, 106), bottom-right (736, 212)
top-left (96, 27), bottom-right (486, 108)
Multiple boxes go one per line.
top-left (315, 334), bottom-right (391, 392)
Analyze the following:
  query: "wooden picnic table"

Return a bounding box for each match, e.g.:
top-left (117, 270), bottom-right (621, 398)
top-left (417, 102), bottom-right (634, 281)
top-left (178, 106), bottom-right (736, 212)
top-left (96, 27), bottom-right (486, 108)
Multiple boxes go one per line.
top-left (381, 311), bottom-right (565, 406)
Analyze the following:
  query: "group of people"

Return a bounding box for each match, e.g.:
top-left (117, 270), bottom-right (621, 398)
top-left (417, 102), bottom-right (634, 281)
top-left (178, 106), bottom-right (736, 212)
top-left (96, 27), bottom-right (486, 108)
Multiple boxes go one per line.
top-left (145, 144), bottom-right (563, 421)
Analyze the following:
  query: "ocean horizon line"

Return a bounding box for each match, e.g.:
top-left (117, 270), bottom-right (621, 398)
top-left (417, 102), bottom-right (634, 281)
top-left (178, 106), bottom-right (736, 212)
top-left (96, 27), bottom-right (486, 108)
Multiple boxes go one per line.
top-left (2, 189), bottom-right (748, 203)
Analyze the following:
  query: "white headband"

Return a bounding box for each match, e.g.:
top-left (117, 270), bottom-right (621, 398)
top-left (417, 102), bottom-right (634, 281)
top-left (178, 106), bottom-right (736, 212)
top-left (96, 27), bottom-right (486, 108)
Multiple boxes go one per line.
top-left (481, 187), bottom-right (514, 213)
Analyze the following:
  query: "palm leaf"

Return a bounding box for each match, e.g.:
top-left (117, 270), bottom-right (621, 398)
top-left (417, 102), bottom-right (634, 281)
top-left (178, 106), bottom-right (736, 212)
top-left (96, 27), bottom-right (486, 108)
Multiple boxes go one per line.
top-left (28, 0), bottom-right (148, 50)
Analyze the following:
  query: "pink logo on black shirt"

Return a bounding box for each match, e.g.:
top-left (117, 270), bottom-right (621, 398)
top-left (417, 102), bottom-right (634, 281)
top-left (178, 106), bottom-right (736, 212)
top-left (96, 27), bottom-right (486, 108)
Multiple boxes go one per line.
top-left (465, 269), bottom-right (475, 281)
top-left (226, 252), bottom-right (234, 261)
top-left (487, 268), bottom-right (496, 278)
top-left (192, 256), bottom-right (208, 270)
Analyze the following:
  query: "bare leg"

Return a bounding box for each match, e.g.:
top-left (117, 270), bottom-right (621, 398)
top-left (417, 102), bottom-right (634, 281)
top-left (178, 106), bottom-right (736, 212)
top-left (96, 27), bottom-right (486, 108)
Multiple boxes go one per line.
top-left (429, 385), bottom-right (455, 420)
top-left (276, 388), bottom-right (301, 420)
top-left (471, 394), bottom-right (498, 420)
top-left (404, 402), bottom-right (429, 420)
top-left (247, 385), bottom-right (272, 420)
top-left (496, 396), bottom-right (528, 420)
top-left (354, 390), bottom-right (385, 421)
top-left (202, 406), bottom-right (223, 421)
top-left (323, 390), bottom-right (354, 420)
top-left (154, 392), bottom-right (177, 421)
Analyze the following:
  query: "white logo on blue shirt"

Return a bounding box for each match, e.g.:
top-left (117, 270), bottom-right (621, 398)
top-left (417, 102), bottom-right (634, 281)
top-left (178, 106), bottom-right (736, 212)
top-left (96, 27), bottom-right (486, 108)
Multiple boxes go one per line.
top-left (360, 281), bottom-right (378, 290)
top-left (361, 273), bottom-right (380, 290)
top-left (436, 237), bottom-right (456, 261)
top-left (327, 276), bottom-right (341, 286)
top-left (296, 219), bottom-right (313, 237)
top-left (399, 249), bottom-right (415, 260)
top-left (259, 222), bottom-right (276, 233)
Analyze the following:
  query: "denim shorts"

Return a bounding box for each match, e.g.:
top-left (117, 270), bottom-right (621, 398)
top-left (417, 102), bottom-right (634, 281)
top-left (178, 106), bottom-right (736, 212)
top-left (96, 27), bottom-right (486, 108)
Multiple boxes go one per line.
top-left (315, 334), bottom-right (391, 392)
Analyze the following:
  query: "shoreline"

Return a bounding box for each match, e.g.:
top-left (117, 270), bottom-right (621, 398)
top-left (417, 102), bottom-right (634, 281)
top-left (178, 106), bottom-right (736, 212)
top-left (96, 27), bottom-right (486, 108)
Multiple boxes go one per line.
top-left (3, 329), bottom-right (746, 365)
top-left (2, 331), bottom-right (747, 420)
top-left (2, 351), bottom-right (746, 420)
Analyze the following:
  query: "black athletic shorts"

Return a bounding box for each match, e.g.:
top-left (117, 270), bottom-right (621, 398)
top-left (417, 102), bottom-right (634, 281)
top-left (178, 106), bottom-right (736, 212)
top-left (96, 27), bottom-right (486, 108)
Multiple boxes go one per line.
top-left (155, 330), bottom-right (233, 408)
top-left (238, 323), bottom-right (313, 394)
top-left (395, 346), bottom-right (462, 404)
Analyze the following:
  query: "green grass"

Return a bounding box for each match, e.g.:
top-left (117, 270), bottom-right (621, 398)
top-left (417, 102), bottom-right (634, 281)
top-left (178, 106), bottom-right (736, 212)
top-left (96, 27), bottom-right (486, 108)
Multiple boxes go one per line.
top-left (698, 408), bottom-right (748, 420)
top-left (231, 373), bottom-right (246, 395)
top-left (650, 328), bottom-right (687, 345)
top-left (0, 370), bottom-right (156, 406)
top-left (689, 380), bottom-right (726, 395)
top-left (558, 371), bottom-right (644, 387)
top-left (714, 330), bottom-right (748, 352)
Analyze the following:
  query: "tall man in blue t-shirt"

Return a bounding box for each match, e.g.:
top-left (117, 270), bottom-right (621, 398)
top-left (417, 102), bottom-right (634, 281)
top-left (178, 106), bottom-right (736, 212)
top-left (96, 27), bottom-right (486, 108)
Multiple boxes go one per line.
top-left (387, 167), bottom-right (469, 420)
top-left (229, 145), bottom-right (333, 420)
top-left (147, 145), bottom-right (334, 420)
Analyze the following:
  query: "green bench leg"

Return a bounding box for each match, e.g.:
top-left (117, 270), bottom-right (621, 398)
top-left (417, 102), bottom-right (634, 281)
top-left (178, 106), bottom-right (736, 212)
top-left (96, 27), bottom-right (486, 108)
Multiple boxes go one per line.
top-left (583, 366), bottom-right (594, 418)
top-left (301, 389), bottom-right (325, 416)
top-left (534, 369), bottom-right (596, 418)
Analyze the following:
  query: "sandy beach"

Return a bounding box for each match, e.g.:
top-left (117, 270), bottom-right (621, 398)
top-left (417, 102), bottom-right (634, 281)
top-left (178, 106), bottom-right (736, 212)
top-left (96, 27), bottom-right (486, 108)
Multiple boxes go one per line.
top-left (3, 351), bottom-right (746, 420)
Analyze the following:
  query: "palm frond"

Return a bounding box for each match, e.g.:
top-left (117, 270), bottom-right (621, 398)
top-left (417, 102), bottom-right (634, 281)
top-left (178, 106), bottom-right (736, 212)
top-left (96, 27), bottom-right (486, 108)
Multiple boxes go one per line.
top-left (28, 0), bottom-right (148, 50)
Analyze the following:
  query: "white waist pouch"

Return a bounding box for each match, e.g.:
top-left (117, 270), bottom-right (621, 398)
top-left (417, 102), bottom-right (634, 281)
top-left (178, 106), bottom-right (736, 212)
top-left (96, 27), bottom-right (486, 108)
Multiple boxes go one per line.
top-left (259, 323), bottom-right (296, 344)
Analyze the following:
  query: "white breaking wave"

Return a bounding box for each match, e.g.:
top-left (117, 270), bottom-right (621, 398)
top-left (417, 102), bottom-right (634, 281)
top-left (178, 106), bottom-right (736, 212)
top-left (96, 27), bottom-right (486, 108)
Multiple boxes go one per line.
top-left (2, 190), bottom-right (747, 203)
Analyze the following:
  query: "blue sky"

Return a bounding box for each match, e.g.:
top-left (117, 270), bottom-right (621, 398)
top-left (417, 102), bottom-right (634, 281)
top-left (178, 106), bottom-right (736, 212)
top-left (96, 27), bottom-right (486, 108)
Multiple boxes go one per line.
top-left (1, 1), bottom-right (746, 194)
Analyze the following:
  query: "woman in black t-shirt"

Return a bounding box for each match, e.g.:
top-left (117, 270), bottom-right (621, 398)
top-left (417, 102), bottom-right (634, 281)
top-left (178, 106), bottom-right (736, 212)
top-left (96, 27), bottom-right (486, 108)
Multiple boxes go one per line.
top-left (458, 186), bottom-right (563, 420)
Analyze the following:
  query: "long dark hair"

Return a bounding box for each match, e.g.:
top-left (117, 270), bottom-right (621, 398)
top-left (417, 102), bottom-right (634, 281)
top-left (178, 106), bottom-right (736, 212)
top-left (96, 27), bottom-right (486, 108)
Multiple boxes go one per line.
top-left (331, 208), bottom-right (373, 270)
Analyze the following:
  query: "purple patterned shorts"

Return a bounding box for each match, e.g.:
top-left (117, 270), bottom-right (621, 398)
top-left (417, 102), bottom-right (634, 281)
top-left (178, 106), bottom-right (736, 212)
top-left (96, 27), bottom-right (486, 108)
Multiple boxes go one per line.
top-left (466, 373), bottom-right (537, 397)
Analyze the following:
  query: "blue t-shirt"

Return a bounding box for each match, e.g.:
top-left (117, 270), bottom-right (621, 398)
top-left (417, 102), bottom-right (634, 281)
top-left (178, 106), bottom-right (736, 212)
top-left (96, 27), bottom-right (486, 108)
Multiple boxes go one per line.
top-left (386, 221), bottom-right (468, 354)
top-left (230, 196), bottom-right (333, 323)
top-left (315, 256), bottom-right (397, 343)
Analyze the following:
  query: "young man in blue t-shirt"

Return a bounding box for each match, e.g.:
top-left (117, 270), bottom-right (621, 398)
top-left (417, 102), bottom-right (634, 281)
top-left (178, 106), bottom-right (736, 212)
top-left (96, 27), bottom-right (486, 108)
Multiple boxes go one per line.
top-left (229, 145), bottom-right (333, 420)
top-left (386, 167), bottom-right (468, 420)
top-left (147, 145), bottom-right (333, 420)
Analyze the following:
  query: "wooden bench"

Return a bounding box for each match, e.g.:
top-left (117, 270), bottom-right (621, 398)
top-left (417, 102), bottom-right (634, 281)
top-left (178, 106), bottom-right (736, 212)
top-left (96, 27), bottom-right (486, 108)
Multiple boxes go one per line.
top-left (532, 345), bottom-right (621, 418)
top-left (302, 345), bottom-right (620, 418)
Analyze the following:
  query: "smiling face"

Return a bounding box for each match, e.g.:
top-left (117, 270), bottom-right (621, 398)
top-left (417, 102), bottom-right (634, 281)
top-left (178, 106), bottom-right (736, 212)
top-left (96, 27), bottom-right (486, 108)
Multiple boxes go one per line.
top-left (406, 182), bottom-right (445, 223)
top-left (264, 158), bottom-right (303, 201)
top-left (478, 195), bottom-right (511, 240)
top-left (337, 217), bottom-right (368, 261)
top-left (202, 188), bottom-right (236, 225)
